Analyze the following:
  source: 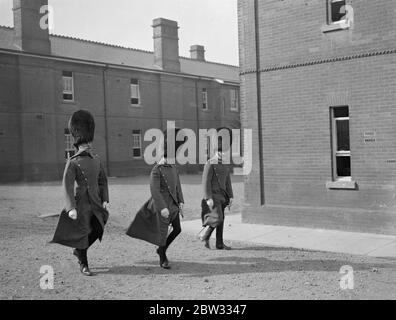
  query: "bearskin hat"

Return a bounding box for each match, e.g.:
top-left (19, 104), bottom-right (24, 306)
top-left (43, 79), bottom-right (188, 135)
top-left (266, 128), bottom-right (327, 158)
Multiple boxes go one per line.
top-left (163, 127), bottom-right (187, 158)
top-left (216, 127), bottom-right (233, 152)
top-left (68, 110), bottom-right (95, 148)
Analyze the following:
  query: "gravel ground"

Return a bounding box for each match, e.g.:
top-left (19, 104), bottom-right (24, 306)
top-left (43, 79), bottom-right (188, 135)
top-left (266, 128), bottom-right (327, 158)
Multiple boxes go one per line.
top-left (1, 175), bottom-right (396, 300)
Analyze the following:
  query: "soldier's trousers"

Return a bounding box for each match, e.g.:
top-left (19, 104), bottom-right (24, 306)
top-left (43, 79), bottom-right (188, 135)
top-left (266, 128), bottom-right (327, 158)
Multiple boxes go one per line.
top-left (203, 202), bottom-right (227, 246)
top-left (74, 215), bottom-right (102, 265)
top-left (162, 214), bottom-right (182, 251)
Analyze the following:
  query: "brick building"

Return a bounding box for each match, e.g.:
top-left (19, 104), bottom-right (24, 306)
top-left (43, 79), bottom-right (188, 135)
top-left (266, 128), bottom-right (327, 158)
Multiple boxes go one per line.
top-left (0, 0), bottom-right (240, 182)
top-left (238, 0), bottom-right (396, 234)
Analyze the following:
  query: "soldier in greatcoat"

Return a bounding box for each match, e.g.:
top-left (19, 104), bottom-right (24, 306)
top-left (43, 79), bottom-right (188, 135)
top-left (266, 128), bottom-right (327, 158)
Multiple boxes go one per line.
top-left (127, 128), bottom-right (185, 269)
top-left (201, 127), bottom-right (234, 250)
top-left (51, 110), bottom-right (109, 276)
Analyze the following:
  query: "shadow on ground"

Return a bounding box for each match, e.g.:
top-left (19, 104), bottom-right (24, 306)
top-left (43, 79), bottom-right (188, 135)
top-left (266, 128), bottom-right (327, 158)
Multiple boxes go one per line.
top-left (95, 249), bottom-right (396, 278)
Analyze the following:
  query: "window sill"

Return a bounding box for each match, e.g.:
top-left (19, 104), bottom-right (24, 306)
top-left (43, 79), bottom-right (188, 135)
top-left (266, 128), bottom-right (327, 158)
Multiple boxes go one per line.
top-left (230, 109), bottom-right (239, 113)
top-left (130, 104), bottom-right (142, 108)
top-left (62, 100), bottom-right (76, 105)
top-left (321, 21), bottom-right (350, 33)
top-left (326, 179), bottom-right (357, 190)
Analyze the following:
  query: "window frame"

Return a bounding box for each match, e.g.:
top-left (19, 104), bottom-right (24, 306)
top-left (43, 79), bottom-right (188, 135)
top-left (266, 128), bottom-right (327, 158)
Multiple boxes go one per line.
top-left (230, 88), bottom-right (239, 112)
top-left (231, 130), bottom-right (241, 158)
top-left (62, 71), bottom-right (74, 102)
top-left (202, 88), bottom-right (208, 110)
top-left (64, 128), bottom-right (75, 160)
top-left (328, 0), bottom-right (347, 25)
top-left (204, 136), bottom-right (212, 160)
top-left (130, 79), bottom-right (141, 107)
top-left (322, 0), bottom-right (351, 33)
top-left (132, 129), bottom-right (142, 159)
top-left (330, 106), bottom-right (351, 181)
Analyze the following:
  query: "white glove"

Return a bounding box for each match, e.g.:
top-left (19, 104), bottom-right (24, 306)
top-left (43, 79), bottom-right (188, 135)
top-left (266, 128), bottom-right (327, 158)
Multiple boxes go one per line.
top-left (102, 201), bottom-right (108, 209)
top-left (179, 203), bottom-right (184, 219)
top-left (68, 209), bottom-right (77, 220)
top-left (206, 199), bottom-right (214, 209)
top-left (161, 208), bottom-right (170, 219)
top-left (228, 198), bottom-right (233, 209)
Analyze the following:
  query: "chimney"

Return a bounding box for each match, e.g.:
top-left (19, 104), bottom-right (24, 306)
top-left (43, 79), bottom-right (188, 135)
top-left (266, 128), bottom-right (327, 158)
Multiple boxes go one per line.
top-left (152, 18), bottom-right (180, 72)
top-left (190, 45), bottom-right (205, 61)
top-left (13, 0), bottom-right (51, 54)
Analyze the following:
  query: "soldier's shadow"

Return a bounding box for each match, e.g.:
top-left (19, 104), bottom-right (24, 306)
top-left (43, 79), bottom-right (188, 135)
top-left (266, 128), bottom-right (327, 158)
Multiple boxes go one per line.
top-left (96, 253), bottom-right (396, 277)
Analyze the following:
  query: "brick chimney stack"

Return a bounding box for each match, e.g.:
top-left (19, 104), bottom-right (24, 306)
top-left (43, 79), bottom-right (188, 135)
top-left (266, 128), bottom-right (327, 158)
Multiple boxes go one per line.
top-left (13, 0), bottom-right (51, 54)
top-left (152, 18), bottom-right (180, 72)
top-left (190, 45), bottom-right (205, 61)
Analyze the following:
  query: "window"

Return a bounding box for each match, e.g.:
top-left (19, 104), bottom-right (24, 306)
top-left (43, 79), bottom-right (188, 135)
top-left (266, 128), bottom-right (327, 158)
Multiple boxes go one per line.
top-left (62, 71), bottom-right (74, 101)
top-left (202, 88), bottom-right (208, 110)
top-left (322, 0), bottom-right (351, 33)
top-left (329, 0), bottom-right (347, 24)
top-left (64, 128), bottom-right (75, 159)
top-left (230, 89), bottom-right (239, 111)
top-left (232, 131), bottom-right (241, 157)
top-left (331, 106), bottom-right (351, 180)
top-left (204, 136), bottom-right (211, 160)
top-left (130, 79), bottom-right (140, 106)
top-left (132, 129), bottom-right (142, 158)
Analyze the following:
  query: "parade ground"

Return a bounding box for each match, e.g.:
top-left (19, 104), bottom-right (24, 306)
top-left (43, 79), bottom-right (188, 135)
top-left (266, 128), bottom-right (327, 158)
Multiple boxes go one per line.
top-left (1, 175), bottom-right (396, 300)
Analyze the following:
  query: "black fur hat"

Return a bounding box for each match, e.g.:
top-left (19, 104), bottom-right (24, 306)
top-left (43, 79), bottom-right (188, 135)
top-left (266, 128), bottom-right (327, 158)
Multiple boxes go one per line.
top-left (163, 127), bottom-right (187, 158)
top-left (217, 127), bottom-right (233, 152)
top-left (68, 110), bottom-right (95, 148)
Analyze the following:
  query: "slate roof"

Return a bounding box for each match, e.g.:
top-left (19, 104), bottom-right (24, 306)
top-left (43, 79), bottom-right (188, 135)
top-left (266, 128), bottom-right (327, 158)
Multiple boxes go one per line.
top-left (0, 26), bottom-right (239, 82)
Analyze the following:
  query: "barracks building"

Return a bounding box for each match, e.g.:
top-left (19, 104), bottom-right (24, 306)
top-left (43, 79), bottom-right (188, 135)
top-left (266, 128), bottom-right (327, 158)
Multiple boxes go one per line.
top-left (238, 0), bottom-right (396, 234)
top-left (0, 0), bottom-right (240, 182)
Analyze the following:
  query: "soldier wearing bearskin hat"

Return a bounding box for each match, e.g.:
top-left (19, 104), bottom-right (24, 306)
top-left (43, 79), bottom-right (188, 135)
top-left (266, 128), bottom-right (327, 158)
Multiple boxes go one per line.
top-left (126, 128), bottom-right (185, 269)
top-left (200, 127), bottom-right (234, 250)
top-left (51, 110), bottom-right (109, 276)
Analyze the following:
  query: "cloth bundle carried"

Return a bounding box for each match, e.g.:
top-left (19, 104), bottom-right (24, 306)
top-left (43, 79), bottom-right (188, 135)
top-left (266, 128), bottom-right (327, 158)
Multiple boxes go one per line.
top-left (200, 199), bottom-right (223, 228)
top-left (126, 199), bottom-right (169, 247)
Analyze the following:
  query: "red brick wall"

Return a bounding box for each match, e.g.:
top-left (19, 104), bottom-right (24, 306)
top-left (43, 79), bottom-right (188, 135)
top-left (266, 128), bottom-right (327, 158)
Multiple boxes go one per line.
top-left (238, 0), bottom-right (396, 234)
top-left (0, 53), bottom-right (23, 182)
top-left (256, 0), bottom-right (396, 67)
top-left (0, 52), bottom-right (240, 182)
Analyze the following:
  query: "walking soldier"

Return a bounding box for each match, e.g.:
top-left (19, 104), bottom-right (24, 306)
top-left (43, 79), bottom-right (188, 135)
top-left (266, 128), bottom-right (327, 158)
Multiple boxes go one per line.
top-left (127, 128), bottom-right (185, 269)
top-left (200, 127), bottom-right (234, 250)
top-left (51, 110), bottom-right (109, 276)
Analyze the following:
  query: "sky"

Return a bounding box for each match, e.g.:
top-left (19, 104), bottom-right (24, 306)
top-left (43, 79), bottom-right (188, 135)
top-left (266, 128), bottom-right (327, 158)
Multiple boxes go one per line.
top-left (0, 0), bottom-right (239, 65)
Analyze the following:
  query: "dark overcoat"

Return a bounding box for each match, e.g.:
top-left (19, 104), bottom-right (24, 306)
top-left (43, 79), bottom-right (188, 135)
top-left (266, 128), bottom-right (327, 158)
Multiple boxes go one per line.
top-left (51, 149), bottom-right (109, 249)
top-left (126, 163), bottom-right (184, 246)
top-left (202, 157), bottom-right (233, 203)
top-left (201, 157), bottom-right (234, 224)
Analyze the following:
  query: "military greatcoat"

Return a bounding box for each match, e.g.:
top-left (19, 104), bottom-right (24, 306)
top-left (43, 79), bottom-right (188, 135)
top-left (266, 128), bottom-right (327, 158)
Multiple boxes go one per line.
top-left (126, 163), bottom-right (184, 246)
top-left (201, 156), bottom-right (234, 225)
top-left (52, 149), bottom-right (109, 249)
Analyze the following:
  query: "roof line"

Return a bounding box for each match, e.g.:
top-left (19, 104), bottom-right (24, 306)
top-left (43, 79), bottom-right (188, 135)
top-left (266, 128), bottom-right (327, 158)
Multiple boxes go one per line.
top-left (0, 47), bottom-right (240, 85)
top-left (50, 33), bottom-right (154, 54)
top-left (179, 55), bottom-right (239, 68)
top-left (53, 33), bottom-right (239, 68)
top-left (0, 25), bottom-right (239, 68)
top-left (0, 25), bottom-right (13, 30)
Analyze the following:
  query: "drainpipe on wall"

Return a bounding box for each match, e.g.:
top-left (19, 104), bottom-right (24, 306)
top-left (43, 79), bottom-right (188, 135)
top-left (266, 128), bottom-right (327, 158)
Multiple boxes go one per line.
top-left (158, 74), bottom-right (164, 129)
top-left (195, 78), bottom-right (201, 167)
top-left (102, 65), bottom-right (111, 176)
top-left (254, 0), bottom-right (265, 205)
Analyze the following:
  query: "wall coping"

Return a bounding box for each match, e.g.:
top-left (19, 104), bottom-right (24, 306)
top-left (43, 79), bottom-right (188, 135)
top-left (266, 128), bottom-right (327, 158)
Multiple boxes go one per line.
top-left (240, 49), bottom-right (396, 75)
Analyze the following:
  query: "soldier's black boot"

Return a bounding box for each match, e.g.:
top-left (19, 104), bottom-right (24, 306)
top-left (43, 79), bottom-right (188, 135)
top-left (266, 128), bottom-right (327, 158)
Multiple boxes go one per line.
top-left (157, 247), bottom-right (170, 269)
top-left (74, 249), bottom-right (92, 276)
top-left (201, 227), bottom-right (214, 249)
top-left (215, 221), bottom-right (231, 250)
top-left (73, 248), bottom-right (82, 262)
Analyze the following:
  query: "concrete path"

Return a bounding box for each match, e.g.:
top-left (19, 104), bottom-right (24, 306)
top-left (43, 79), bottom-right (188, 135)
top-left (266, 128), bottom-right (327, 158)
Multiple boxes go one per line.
top-left (182, 214), bottom-right (396, 258)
